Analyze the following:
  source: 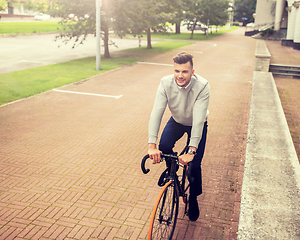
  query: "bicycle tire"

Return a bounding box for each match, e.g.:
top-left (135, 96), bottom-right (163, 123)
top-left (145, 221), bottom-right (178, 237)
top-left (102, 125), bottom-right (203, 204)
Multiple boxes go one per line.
top-left (148, 180), bottom-right (179, 240)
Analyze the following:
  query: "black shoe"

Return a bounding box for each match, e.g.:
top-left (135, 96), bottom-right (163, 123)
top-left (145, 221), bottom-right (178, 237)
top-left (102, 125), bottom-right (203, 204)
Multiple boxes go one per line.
top-left (188, 196), bottom-right (199, 221)
top-left (157, 168), bottom-right (169, 187)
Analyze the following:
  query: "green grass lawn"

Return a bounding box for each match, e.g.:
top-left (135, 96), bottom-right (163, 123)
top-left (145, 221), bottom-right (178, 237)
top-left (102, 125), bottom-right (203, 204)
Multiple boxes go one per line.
top-left (127, 26), bottom-right (239, 41)
top-left (0, 41), bottom-right (193, 105)
top-left (0, 21), bottom-right (61, 34)
top-left (127, 41), bottom-right (194, 52)
top-left (0, 57), bottom-right (140, 105)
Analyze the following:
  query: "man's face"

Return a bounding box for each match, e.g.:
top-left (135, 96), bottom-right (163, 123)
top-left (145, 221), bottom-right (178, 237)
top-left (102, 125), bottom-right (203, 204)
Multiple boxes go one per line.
top-left (174, 62), bottom-right (195, 88)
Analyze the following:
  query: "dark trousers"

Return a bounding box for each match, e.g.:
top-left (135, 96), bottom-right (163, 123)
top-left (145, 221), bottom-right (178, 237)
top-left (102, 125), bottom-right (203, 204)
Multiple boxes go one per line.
top-left (159, 117), bottom-right (208, 196)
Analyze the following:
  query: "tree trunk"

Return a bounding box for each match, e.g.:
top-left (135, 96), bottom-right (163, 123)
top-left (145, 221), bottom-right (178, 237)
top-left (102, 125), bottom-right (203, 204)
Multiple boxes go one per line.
top-left (190, 21), bottom-right (197, 39)
top-left (147, 28), bottom-right (152, 49)
top-left (190, 30), bottom-right (194, 39)
top-left (104, 25), bottom-right (110, 58)
top-left (175, 22), bottom-right (180, 34)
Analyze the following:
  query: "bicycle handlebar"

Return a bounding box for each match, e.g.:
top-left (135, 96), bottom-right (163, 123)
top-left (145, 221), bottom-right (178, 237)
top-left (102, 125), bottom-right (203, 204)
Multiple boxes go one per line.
top-left (141, 154), bottom-right (151, 174)
top-left (141, 153), bottom-right (178, 174)
top-left (141, 153), bottom-right (193, 179)
top-left (141, 153), bottom-right (194, 183)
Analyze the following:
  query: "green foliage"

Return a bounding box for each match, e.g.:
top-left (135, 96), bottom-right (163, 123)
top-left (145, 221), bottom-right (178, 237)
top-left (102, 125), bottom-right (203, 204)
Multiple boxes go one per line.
top-left (183, 0), bottom-right (230, 39)
top-left (53, 0), bottom-right (96, 40)
top-left (199, 0), bottom-right (230, 26)
top-left (167, 0), bottom-right (186, 24)
top-left (31, 0), bottom-right (235, 54)
top-left (53, 0), bottom-right (120, 57)
top-left (114, 0), bottom-right (177, 48)
top-left (260, 26), bottom-right (274, 37)
top-left (234, 0), bottom-right (257, 24)
top-left (26, 0), bottom-right (49, 13)
top-left (52, 0), bottom-right (182, 52)
top-left (0, 0), bottom-right (7, 11)
top-left (113, 0), bottom-right (147, 37)
top-left (2, 0), bottom-right (51, 13)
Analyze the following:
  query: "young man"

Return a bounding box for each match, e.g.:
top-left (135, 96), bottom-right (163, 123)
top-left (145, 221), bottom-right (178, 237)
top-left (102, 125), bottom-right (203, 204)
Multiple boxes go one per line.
top-left (148, 52), bottom-right (210, 221)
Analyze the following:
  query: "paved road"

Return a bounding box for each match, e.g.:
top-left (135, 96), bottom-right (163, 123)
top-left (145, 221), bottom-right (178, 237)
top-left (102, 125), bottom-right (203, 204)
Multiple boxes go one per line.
top-left (0, 27), bottom-right (255, 239)
top-left (0, 34), bottom-right (157, 74)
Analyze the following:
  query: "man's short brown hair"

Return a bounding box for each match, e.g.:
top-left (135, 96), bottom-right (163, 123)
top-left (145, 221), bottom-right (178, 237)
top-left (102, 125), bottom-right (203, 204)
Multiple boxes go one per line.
top-left (173, 52), bottom-right (194, 68)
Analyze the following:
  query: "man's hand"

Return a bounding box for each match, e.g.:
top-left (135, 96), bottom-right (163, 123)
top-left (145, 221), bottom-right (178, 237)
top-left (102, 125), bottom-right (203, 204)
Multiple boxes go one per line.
top-left (148, 143), bottom-right (161, 164)
top-left (178, 147), bottom-right (197, 166)
top-left (178, 154), bottom-right (194, 166)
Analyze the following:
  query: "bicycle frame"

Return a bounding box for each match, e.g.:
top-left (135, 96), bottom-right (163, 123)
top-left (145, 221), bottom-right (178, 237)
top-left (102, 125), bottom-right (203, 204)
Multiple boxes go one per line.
top-left (141, 143), bottom-right (192, 240)
top-left (166, 154), bottom-right (190, 215)
top-left (141, 143), bottom-right (191, 212)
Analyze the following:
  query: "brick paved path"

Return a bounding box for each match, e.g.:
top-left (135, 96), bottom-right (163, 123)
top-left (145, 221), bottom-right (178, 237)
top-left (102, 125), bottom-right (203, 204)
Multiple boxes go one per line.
top-left (0, 28), bottom-right (255, 239)
top-left (265, 40), bottom-right (300, 162)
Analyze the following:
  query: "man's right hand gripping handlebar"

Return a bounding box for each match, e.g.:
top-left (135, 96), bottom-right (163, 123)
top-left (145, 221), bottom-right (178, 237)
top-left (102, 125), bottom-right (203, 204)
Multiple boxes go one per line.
top-left (148, 143), bottom-right (162, 164)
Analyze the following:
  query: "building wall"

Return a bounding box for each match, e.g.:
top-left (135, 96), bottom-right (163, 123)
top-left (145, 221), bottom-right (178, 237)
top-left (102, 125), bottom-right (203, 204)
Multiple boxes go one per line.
top-left (255, 0), bottom-right (276, 28)
top-left (293, 2), bottom-right (300, 47)
top-left (255, 0), bottom-right (300, 49)
top-left (274, 0), bottom-right (286, 30)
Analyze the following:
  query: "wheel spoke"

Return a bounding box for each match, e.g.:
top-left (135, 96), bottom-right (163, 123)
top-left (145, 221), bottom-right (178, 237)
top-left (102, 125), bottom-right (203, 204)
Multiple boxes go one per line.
top-left (149, 181), bottom-right (179, 240)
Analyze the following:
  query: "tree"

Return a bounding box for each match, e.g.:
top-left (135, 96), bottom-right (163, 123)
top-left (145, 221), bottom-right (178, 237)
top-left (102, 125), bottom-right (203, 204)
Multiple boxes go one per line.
top-left (53, 0), bottom-right (117, 58)
top-left (23, 0), bottom-right (49, 13)
top-left (1, 0), bottom-right (17, 13)
top-left (168, 0), bottom-right (187, 34)
top-left (113, 0), bottom-right (152, 47)
top-left (184, 0), bottom-right (230, 39)
top-left (234, 0), bottom-right (257, 25)
top-left (184, 0), bottom-right (203, 39)
top-left (0, 0), bottom-right (7, 11)
top-left (52, 0), bottom-right (177, 57)
top-left (199, 0), bottom-right (229, 27)
top-left (114, 0), bottom-right (175, 49)
top-left (0, 0), bottom-right (51, 14)
top-left (53, 0), bottom-right (170, 56)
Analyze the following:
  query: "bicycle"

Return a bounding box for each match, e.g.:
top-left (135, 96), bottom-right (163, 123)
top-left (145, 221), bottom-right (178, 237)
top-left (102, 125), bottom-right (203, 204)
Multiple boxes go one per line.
top-left (141, 143), bottom-right (193, 240)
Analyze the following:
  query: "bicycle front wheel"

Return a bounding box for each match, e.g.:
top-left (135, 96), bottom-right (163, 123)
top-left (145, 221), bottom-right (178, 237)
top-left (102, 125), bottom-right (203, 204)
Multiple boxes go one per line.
top-left (148, 180), bottom-right (179, 240)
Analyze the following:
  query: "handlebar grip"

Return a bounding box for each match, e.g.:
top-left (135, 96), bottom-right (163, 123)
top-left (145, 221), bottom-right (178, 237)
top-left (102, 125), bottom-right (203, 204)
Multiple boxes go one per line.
top-left (141, 154), bottom-right (150, 174)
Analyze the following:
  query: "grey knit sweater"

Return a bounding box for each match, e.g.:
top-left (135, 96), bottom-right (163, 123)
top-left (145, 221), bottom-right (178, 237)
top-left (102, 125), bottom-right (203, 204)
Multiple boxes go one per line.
top-left (148, 73), bottom-right (210, 148)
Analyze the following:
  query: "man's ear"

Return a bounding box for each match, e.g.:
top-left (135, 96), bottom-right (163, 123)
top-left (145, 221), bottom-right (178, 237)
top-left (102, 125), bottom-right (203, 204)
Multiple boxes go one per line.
top-left (192, 69), bottom-right (195, 75)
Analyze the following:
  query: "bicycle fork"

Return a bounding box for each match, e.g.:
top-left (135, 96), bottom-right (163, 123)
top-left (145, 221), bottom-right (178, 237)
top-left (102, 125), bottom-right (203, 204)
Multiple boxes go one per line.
top-left (158, 185), bottom-right (174, 225)
top-left (175, 169), bottom-right (190, 217)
